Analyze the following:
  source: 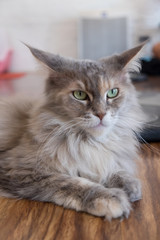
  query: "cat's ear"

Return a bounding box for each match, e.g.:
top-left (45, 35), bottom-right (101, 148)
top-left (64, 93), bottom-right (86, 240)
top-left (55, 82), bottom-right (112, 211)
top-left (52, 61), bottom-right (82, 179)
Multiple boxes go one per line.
top-left (117, 43), bottom-right (146, 72)
top-left (100, 43), bottom-right (146, 72)
top-left (24, 43), bottom-right (73, 73)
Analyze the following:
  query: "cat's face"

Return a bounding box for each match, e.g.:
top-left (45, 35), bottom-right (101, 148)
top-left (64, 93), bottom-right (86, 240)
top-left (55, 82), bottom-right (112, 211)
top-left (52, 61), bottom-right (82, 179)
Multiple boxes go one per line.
top-left (45, 65), bottom-right (133, 139)
top-left (27, 44), bottom-right (144, 139)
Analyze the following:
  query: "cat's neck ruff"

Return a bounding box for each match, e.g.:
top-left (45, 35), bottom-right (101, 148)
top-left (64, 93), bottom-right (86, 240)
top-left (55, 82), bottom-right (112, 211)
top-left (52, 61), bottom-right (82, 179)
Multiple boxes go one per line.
top-left (39, 125), bottom-right (137, 183)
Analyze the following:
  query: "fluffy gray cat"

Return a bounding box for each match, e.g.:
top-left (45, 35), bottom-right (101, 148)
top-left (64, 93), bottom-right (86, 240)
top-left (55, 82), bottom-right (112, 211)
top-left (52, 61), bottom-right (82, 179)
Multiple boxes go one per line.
top-left (0, 44), bottom-right (145, 220)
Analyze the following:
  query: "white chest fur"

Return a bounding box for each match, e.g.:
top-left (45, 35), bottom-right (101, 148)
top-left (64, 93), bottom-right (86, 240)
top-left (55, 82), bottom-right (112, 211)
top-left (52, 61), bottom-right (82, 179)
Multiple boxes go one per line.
top-left (63, 134), bottom-right (121, 182)
top-left (45, 131), bottom-right (136, 182)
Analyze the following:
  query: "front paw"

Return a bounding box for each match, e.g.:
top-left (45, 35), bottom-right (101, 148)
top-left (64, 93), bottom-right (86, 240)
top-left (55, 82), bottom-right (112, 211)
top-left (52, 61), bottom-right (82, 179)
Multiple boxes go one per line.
top-left (123, 178), bottom-right (142, 202)
top-left (106, 174), bottom-right (142, 203)
top-left (87, 188), bottom-right (131, 221)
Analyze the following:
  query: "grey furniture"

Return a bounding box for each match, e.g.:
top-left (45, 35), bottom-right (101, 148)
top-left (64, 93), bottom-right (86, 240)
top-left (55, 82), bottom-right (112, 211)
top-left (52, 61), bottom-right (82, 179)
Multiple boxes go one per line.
top-left (78, 17), bottom-right (128, 60)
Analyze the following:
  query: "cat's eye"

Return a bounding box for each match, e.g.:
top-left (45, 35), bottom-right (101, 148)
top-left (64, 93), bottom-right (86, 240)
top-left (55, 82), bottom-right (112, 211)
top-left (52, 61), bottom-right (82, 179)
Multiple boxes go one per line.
top-left (107, 88), bottom-right (119, 99)
top-left (73, 91), bottom-right (88, 100)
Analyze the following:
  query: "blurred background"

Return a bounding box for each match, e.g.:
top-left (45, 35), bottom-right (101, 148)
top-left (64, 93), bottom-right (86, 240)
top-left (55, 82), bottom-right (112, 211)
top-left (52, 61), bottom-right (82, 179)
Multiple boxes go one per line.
top-left (0, 0), bottom-right (160, 96)
top-left (0, 0), bottom-right (160, 141)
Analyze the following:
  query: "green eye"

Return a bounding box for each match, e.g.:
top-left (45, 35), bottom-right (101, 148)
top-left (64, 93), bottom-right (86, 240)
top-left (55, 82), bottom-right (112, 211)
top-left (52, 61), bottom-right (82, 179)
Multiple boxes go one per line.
top-left (107, 88), bottom-right (119, 98)
top-left (73, 91), bottom-right (88, 100)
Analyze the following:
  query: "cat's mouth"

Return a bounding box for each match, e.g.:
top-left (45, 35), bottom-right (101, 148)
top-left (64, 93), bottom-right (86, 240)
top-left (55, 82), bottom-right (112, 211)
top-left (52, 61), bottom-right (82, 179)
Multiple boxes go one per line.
top-left (92, 122), bottom-right (106, 129)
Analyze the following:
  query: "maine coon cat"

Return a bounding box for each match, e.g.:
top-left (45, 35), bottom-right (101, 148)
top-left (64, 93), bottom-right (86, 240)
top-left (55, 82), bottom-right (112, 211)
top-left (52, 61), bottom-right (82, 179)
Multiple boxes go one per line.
top-left (0, 43), bottom-right (145, 220)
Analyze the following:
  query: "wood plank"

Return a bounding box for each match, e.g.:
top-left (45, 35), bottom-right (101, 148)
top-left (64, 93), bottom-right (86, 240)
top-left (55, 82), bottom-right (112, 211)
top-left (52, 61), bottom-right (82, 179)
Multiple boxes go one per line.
top-left (0, 143), bottom-right (160, 240)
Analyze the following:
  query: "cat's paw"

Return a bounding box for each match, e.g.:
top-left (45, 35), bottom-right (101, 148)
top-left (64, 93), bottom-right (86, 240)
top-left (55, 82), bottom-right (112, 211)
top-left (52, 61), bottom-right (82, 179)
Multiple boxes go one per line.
top-left (89, 188), bottom-right (131, 221)
top-left (123, 178), bottom-right (142, 202)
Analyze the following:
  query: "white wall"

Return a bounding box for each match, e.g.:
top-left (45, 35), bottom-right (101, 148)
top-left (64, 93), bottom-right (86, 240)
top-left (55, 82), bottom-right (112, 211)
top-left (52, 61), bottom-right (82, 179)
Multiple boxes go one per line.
top-left (0, 0), bottom-right (160, 71)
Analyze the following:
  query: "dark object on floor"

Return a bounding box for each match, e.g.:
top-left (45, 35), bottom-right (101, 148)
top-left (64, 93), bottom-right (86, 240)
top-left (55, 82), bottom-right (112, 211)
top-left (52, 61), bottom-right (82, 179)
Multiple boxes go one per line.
top-left (130, 72), bottom-right (148, 82)
top-left (140, 127), bottom-right (160, 142)
top-left (141, 58), bottom-right (160, 76)
top-left (139, 105), bottom-right (160, 142)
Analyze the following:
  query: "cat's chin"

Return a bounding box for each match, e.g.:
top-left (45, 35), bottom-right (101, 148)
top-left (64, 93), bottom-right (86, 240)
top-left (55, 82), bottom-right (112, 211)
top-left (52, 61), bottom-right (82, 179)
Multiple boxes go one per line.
top-left (87, 123), bottom-right (108, 138)
top-left (93, 123), bottom-right (105, 128)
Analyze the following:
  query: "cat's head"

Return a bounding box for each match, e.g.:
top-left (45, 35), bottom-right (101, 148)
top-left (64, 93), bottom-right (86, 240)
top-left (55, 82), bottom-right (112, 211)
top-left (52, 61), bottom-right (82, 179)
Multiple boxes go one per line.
top-left (27, 44), bottom-right (145, 140)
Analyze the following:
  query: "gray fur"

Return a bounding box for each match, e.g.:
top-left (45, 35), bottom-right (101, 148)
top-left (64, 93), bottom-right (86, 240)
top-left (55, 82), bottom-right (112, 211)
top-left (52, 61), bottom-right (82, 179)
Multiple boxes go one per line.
top-left (0, 44), bottom-right (145, 220)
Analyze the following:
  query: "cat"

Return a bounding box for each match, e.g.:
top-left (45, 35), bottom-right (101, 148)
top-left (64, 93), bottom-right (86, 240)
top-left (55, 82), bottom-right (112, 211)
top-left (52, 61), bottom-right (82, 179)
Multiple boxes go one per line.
top-left (0, 43), bottom-right (145, 220)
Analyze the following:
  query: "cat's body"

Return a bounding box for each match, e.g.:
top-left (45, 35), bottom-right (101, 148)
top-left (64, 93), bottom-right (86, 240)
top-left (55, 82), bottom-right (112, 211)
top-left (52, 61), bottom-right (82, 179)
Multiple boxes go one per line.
top-left (0, 44), bottom-right (144, 220)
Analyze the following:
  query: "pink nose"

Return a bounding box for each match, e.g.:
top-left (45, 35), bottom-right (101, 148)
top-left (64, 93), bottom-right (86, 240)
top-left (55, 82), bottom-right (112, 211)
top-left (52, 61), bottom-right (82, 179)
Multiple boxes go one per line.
top-left (96, 113), bottom-right (105, 120)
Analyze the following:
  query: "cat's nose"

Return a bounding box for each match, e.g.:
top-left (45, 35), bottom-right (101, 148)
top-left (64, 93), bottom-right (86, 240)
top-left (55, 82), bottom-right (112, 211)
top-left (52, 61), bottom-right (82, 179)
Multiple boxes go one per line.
top-left (96, 112), bottom-right (106, 120)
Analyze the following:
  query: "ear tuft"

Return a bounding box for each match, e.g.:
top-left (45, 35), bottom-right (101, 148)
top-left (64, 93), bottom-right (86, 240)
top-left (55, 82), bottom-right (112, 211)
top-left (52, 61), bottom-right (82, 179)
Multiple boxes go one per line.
top-left (119, 42), bottom-right (146, 72)
top-left (99, 42), bottom-right (147, 73)
top-left (23, 43), bottom-right (74, 73)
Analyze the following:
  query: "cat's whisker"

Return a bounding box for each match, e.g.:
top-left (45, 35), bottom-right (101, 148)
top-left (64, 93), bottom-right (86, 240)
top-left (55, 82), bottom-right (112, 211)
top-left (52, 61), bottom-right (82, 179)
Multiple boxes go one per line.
top-left (115, 119), bottom-right (137, 130)
top-left (37, 118), bottom-right (86, 159)
top-left (36, 124), bottom-right (80, 162)
top-left (115, 116), bottom-right (145, 127)
top-left (116, 116), bottom-right (160, 156)
top-left (117, 116), bottom-right (160, 128)
top-left (135, 132), bottom-right (160, 155)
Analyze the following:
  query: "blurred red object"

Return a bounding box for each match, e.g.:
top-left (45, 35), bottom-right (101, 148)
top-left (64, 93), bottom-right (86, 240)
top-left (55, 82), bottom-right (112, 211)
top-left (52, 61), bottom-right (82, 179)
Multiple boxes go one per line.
top-left (0, 49), bottom-right (12, 73)
top-left (0, 72), bottom-right (26, 95)
top-left (0, 29), bottom-right (25, 95)
top-left (0, 72), bottom-right (25, 80)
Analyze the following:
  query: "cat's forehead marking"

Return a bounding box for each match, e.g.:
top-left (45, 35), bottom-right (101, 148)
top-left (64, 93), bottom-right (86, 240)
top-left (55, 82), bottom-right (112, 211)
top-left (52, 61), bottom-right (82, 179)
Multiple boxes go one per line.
top-left (98, 75), bottom-right (110, 96)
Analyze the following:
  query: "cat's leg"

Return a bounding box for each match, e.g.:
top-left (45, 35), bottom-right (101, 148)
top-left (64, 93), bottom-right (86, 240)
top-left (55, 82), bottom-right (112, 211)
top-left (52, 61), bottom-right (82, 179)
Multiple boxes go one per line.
top-left (1, 173), bottom-right (131, 220)
top-left (105, 171), bottom-right (142, 202)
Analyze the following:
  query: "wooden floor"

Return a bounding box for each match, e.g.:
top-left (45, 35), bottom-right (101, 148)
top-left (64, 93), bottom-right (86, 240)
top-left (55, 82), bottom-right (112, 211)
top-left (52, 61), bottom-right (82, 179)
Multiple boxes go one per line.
top-left (0, 143), bottom-right (160, 240)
